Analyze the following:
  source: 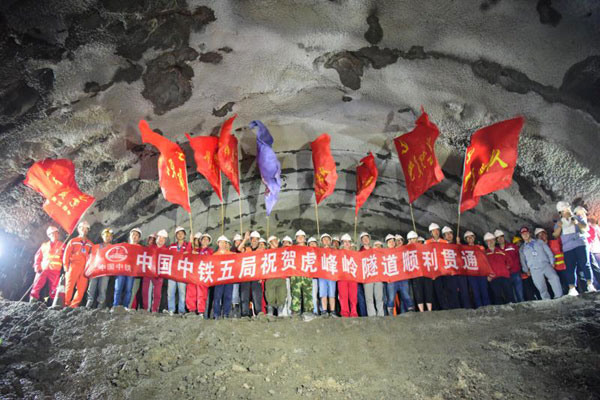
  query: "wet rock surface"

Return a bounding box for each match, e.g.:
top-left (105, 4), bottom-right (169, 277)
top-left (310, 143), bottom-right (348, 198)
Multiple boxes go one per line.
top-left (0, 295), bottom-right (599, 399)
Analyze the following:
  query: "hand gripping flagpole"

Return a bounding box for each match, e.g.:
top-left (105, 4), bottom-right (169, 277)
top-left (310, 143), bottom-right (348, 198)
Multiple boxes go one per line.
top-left (238, 141), bottom-right (243, 236)
top-left (314, 195), bottom-right (320, 238)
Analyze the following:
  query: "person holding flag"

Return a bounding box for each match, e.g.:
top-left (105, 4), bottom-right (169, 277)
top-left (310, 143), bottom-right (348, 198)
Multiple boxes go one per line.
top-left (62, 221), bottom-right (93, 308)
top-left (30, 226), bottom-right (64, 304)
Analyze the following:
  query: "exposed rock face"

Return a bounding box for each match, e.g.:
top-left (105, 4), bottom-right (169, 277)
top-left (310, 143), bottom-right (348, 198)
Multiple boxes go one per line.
top-left (0, 1), bottom-right (599, 290)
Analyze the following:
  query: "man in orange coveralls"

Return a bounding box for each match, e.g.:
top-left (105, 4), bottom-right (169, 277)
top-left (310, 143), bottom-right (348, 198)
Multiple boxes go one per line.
top-left (62, 221), bottom-right (93, 307)
top-left (30, 226), bottom-right (64, 303)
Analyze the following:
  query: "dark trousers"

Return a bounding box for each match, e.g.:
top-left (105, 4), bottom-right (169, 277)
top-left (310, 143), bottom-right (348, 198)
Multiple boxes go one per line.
top-left (433, 277), bottom-right (449, 310)
top-left (456, 275), bottom-right (472, 308)
top-left (444, 276), bottom-right (462, 309)
top-left (591, 253), bottom-right (600, 289)
top-left (356, 283), bottom-right (367, 316)
top-left (490, 277), bottom-right (515, 305)
top-left (213, 284), bottom-right (233, 318)
top-left (522, 276), bottom-right (541, 301)
top-left (412, 277), bottom-right (434, 305)
top-left (240, 281), bottom-right (263, 316)
top-left (564, 245), bottom-right (592, 286)
top-left (468, 276), bottom-right (490, 308)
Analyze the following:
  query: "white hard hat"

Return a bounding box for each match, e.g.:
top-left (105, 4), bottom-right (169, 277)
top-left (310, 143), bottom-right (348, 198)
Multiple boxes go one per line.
top-left (46, 226), bottom-right (59, 236)
top-left (175, 226), bottom-right (186, 234)
top-left (493, 229), bottom-right (504, 238)
top-left (78, 221), bottom-right (90, 229)
top-left (442, 226), bottom-right (453, 234)
top-left (332, 236), bottom-right (340, 242)
top-left (130, 227), bottom-right (142, 236)
top-left (250, 231), bottom-right (261, 239)
top-left (534, 228), bottom-right (545, 236)
top-left (233, 233), bottom-right (243, 241)
top-left (359, 232), bottom-right (370, 239)
top-left (385, 234), bottom-right (395, 242)
top-left (295, 230), bottom-right (306, 237)
top-left (340, 233), bottom-right (352, 242)
top-left (463, 231), bottom-right (475, 239)
top-left (201, 233), bottom-right (212, 243)
top-left (428, 223), bottom-right (440, 232)
top-left (395, 234), bottom-right (403, 241)
top-left (556, 201), bottom-right (570, 212)
top-left (483, 232), bottom-right (496, 241)
top-left (320, 233), bottom-right (332, 241)
top-left (573, 206), bottom-right (587, 214)
top-left (373, 240), bottom-right (383, 247)
top-left (217, 235), bottom-right (230, 243)
top-left (193, 232), bottom-right (202, 239)
top-left (156, 229), bottom-right (169, 238)
top-left (417, 236), bottom-right (425, 242)
top-left (307, 237), bottom-right (317, 244)
top-left (407, 231), bottom-right (418, 239)
top-left (267, 235), bottom-right (279, 243)
top-left (259, 238), bottom-right (267, 243)
top-left (281, 236), bottom-right (293, 243)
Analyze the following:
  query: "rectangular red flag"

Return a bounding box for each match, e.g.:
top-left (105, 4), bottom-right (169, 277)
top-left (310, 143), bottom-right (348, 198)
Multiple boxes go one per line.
top-left (310, 133), bottom-right (338, 205)
top-left (217, 114), bottom-right (240, 194)
top-left (355, 152), bottom-right (378, 215)
top-left (394, 108), bottom-right (445, 203)
top-left (24, 159), bottom-right (96, 233)
top-left (185, 134), bottom-right (222, 201)
top-left (460, 116), bottom-right (524, 213)
top-left (139, 120), bottom-right (191, 213)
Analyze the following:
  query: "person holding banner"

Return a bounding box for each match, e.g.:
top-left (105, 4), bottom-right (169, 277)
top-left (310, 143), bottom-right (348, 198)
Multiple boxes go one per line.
top-left (166, 227), bottom-right (191, 315)
top-left (280, 236), bottom-right (294, 317)
top-left (186, 233), bottom-right (212, 317)
top-left (62, 221), bottom-right (92, 308)
top-left (85, 228), bottom-right (113, 309)
top-left (484, 232), bottom-right (515, 305)
top-left (290, 230), bottom-right (315, 319)
top-left (495, 230), bottom-right (524, 303)
top-left (212, 236), bottom-right (234, 319)
top-left (318, 233), bottom-right (338, 317)
top-left (30, 226), bottom-right (64, 304)
top-left (129, 233), bottom-right (156, 310)
top-left (425, 224), bottom-right (450, 310)
top-left (360, 232), bottom-right (384, 317)
top-left (338, 234), bottom-right (358, 318)
top-left (141, 230), bottom-right (165, 313)
top-left (113, 228), bottom-right (141, 308)
top-left (265, 236), bottom-right (287, 317)
top-left (238, 231), bottom-right (264, 317)
top-left (231, 233), bottom-right (243, 318)
top-left (464, 231), bottom-right (491, 308)
top-left (385, 234), bottom-right (414, 315)
top-left (442, 226), bottom-right (470, 309)
top-left (408, 231), bottom-right (433, 312)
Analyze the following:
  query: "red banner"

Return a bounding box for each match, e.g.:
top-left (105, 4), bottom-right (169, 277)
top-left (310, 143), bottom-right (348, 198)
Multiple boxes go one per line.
top-left (217, 115), bottom-right (240, 194)
top-left (85, 243), bottom-right (493, 286)
top-left (139, 120), bottom-right (191, 212)
top-left (356, 152), bottom-right (378, 215)
top-left (311, 133), bottom-right (338, 205)
top-left (185, 134), bottom-right (222, 201)
top-left (394, 108), bottom-right (445, 204)
top-left (460, 117), bottom-right (524, 213)
top-left (24, 159), bottom-right (95, 233)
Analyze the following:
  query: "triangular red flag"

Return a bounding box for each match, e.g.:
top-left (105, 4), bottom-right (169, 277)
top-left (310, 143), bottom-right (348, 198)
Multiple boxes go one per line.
top-left (217, 115), bottom-right (240, 195)
top-left (24, 159), bottom-right (96, 233)
top-left (310, 133), bottom-right (338, 205)
top-left (139, 120), bottom-right (191, 213)
top-left (460, 116), bottom-right (524, 213)
top-left (355, 152), bottom-right (378, 215)
top-left (394, 108), bottom-right (445, 203)
top-left (186, 134), bottom-right (222, 201)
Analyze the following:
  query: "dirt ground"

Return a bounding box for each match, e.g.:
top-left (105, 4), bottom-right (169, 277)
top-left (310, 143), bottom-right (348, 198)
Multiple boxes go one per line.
top-left (0, 294), bottom-right (599, 400)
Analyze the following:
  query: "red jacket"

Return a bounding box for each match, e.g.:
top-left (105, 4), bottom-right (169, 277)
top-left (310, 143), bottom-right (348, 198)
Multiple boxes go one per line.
top-left (485, 247), bottom-right (511, 279)
top-left (198, 247), bottom-right (214, 256)
top-left (499, 243), bottom-right (521, 274)
top-left (168, 241), bottom-right (192, 254)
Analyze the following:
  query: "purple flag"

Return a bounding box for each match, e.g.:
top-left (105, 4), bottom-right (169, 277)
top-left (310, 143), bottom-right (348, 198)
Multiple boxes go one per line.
top-left (249, 120), bottom-right (281, 216)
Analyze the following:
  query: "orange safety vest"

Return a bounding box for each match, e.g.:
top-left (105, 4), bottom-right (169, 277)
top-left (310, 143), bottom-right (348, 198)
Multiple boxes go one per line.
top-left (548, 239), bottom-right (566, 271)
top-left (39, 240), bottom-right (64, 271)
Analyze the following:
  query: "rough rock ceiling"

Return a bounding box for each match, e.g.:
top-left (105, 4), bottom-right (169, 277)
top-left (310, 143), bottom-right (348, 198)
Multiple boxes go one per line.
top-left (1, 0), bottom-right (599, 245)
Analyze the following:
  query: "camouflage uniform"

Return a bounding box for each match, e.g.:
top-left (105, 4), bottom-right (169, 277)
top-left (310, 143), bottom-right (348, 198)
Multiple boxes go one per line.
top-left (265, 278), bottom-right (287, 308)
top-left (290, 276), bottom-right (313, 313)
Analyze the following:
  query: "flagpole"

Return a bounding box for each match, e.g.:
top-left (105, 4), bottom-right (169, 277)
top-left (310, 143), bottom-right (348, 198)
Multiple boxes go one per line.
top-left (266, 214), bottom-right (270, 238)
top-left (354, 213), bottom-right (358, 244)
top-left (238, 195), bottom-right (243, 234)
top-left (456, 152), bottom-right (467, 240)
top-left (409, 203), bottom-right (417, 233)
top-left (237, 140), bottom-right (243, 235)
top-left (314, 196), bottom-right (320, 238)
top-left (189, 212), bottom-right (193, 239)
top-left (220, 200), bottom-right (225, 236)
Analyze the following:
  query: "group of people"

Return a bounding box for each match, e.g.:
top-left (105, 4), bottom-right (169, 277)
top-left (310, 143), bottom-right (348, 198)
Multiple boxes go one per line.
top-left (29, 200), bottom-right (600, 319)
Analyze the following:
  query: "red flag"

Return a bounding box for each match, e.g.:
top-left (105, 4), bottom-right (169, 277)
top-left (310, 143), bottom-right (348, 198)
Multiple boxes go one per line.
top-left (355, 152), bottom-right (378, 215)
top-left (185, 134), bottom-right (222, 201)
top-left (460, 116), bottom-right (524, 213)
top-left (24, 159), bottom-right (95, 233)
top-left (217, 115), bottom-right (240, 194)
top-left (139, 120), bottom-right (191, 213)
top-left (310, 133), bottom-right (338, 205)
top-left (394, 109), bottom-right (445, 203)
